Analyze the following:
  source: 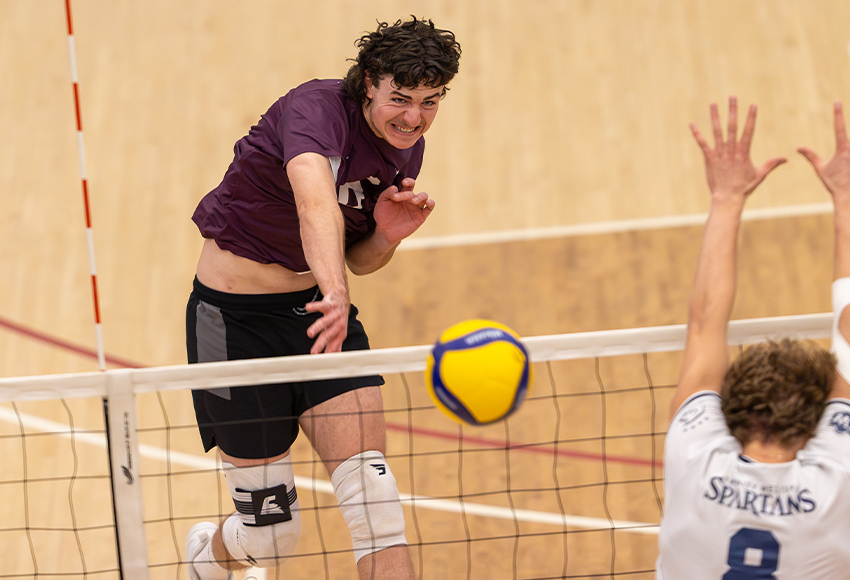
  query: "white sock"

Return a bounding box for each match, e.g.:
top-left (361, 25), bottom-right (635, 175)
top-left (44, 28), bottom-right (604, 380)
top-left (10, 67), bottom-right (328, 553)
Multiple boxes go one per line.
top-left (192, 537), bottom-right (231, 580)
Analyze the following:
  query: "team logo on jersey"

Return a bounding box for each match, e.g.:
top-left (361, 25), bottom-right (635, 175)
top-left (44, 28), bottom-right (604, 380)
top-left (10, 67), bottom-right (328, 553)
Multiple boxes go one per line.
top-left (677, 402), bottom-right (706, 429)
top-left (828, 411), bottom-right (850, 435)
top-left (338, 176), bottom-right (381, 209)
top-left (703, 476), bottom-right (817, 516)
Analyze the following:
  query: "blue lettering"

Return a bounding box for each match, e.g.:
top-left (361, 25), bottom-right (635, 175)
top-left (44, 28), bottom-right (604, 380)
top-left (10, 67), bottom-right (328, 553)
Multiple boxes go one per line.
top-left (718, 485), bottom-right (736, 506)
top-left (741, 490), bottom-right (759, 516)
top-left (704, 477), bottom-right (723, 500)
top-left (770, 496), bottom-right (787, 516)
top-left (785, 493), bottom-right (801, 515)
top-left (704, 479), bottom-right (819, 519)
top-left (465, 329), bottom-right (506, 346)
top-left (799, 489), bottom-right (816, 513)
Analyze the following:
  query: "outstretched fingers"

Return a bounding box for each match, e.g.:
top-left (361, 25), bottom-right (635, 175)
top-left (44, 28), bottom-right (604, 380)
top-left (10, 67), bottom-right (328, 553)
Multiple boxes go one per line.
top-left (754, 156), bottom-right (787, 183)
top-left (796, 146), bottom-right (823, 168)
top-left (835, 101), bottom-right (848, 149)
top-left (710, 102), bottom-right (724, 148)
top-left (698, 97), bottom-right (748, 153)
top-left (692, 96), bottom-right (786, 197)
top-left (726, 96), bottom-right (739, 147)
top-left (690, 122), bottom-right (711, 154)
top-left (797, 102), bottom-right (850, 196)
top-left (737, 103), bottom-right (758, 154)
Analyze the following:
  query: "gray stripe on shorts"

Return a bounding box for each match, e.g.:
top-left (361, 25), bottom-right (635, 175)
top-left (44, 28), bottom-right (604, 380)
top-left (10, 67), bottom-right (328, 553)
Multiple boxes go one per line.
top-left (195, 300), bottom-right (231, 400)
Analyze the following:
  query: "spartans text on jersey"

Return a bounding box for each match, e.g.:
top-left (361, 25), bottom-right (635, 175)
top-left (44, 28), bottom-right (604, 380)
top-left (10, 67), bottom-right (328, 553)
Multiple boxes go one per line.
top-left (703, 476), bottom-right (816, 517)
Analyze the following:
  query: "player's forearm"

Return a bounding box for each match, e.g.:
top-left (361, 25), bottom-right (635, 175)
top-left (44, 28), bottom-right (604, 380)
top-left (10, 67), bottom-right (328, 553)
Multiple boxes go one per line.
top-left (297, 198), bottom-right (349, 299)
top-left (672, 199), bottom-right (743, 413)
top-left (834, 194), bottom-right (850, 280)
top-left (345, 231), bottom-right (399, 275)
top-left (289, 153), bottom-right (350, 298)
top-left (688, 198), bottom-right (744, 334)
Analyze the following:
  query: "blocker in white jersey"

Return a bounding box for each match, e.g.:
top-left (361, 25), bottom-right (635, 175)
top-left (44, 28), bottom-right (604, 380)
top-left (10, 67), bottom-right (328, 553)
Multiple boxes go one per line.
top-left (657, 98), bottom-right (850, 579)
top-left (657, 394), bottom-right (850, 578)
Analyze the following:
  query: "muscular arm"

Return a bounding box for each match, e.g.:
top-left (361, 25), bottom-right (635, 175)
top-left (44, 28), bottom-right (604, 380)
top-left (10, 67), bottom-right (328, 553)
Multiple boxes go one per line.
top-left (287, 152), bottom-right (350, 353)
top-left (799, 102), bottom-right (850, 400)
top-left (670, 98), bottom-right (786, 416)
top-left (672, 197), bottom-right (744, 415)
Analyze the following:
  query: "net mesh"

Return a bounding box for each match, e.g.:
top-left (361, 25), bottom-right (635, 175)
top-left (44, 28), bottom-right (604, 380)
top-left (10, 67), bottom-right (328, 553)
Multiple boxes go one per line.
top-left (0, 313), bottom-right (831, 580)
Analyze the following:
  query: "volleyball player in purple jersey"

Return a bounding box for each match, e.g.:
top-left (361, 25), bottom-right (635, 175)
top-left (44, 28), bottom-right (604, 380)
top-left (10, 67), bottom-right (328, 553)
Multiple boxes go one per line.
top-left (656, 98), bottom-right (850, 579)
top-left (184, 17), bottom-right (460, 580)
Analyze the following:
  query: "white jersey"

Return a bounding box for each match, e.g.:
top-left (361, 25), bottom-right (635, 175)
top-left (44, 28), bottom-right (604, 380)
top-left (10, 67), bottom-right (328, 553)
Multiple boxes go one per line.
top-left (656, 392), bottom-right (850, 579)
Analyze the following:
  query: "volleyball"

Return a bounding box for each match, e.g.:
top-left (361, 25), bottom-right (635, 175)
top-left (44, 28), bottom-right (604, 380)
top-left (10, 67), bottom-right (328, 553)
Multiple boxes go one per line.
top-left (425, 319), bottom-right (533, 425)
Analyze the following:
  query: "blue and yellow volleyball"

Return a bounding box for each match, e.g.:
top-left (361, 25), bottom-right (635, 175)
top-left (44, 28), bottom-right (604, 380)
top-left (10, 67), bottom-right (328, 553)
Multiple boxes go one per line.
top-left (425, 319), bottom-right (533, 425)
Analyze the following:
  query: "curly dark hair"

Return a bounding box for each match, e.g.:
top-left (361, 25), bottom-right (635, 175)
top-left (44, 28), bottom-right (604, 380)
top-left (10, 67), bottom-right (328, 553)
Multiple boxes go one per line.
top-left (721, 338), bottom-right (835, 448)
top-left (342, 17), bottom-right (461, 104)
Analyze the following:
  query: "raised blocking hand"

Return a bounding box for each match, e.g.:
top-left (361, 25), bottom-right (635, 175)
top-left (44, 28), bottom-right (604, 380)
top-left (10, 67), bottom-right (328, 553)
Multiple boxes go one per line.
top-left (690, 96), bottom-right (786, 200)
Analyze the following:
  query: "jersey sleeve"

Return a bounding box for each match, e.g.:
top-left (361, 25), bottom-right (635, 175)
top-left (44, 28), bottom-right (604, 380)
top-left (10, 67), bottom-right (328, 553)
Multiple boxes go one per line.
top-left (279, 89), bottom-right (350, 167)
top-left (800, 399), bottom-right (850, 471)
top-left (665, 392), bottom-right (738, 476)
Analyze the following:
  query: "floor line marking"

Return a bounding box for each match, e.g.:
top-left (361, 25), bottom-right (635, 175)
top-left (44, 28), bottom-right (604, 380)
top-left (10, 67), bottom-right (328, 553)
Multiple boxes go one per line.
top-left (400, 203), bottom-right (832, 250)
top-left (0, 405), bottom-right (659, 535)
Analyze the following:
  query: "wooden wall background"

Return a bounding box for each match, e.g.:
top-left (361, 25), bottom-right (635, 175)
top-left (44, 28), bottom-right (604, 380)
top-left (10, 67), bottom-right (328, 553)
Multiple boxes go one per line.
top-left (1, 0), bottom-right (848, 374)
top-left (1, 1), bottom-right (848, 578)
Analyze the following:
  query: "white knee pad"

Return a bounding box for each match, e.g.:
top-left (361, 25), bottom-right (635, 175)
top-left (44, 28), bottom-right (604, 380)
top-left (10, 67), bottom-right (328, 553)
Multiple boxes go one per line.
top-left (220, 456), bottom-right (301, 568)
top-left (331, 450), bottom-right (407, 562)
top-left (833, 278), bottom-right (850, 383)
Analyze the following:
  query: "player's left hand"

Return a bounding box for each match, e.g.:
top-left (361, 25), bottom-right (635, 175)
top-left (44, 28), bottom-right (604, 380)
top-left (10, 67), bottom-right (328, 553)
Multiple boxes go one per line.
top-left (798, 102), bottom-right (850, 200)
top-left (373, 177), bottom-right (434, 244)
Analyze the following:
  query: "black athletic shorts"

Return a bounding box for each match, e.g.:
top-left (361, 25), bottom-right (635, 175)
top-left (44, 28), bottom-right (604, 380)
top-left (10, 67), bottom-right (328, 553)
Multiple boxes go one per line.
top-left (186, 277), bottom-right (384, 459)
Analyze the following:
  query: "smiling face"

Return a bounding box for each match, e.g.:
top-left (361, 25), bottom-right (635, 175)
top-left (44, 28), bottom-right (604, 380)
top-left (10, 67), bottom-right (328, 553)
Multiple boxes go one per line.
top-left (361, 74), bottom-right (444, 149)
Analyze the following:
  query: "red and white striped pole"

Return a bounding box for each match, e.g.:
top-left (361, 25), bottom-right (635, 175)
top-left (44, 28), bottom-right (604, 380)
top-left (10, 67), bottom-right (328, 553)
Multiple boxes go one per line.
top-left (63, 3), bottom-right (149, 579)
top-left (64, 0), bottom-right (105, 372)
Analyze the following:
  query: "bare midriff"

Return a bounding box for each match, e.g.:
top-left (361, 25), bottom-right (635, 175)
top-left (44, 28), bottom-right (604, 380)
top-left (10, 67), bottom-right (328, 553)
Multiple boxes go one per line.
top-left (195, 238), bottom-right (318, 295)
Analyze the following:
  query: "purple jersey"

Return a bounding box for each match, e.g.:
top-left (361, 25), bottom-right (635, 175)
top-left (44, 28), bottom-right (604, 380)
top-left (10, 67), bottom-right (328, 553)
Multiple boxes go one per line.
top-left (192, 79), bottom-right (425, 272)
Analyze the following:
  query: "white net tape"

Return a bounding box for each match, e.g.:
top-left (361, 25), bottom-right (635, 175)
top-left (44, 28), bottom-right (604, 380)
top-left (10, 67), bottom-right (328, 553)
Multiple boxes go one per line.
top-left (0, 313), bottom-right (830, 402)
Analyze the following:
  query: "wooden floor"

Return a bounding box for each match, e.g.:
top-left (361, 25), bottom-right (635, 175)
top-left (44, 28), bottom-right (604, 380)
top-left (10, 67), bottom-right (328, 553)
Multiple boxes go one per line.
top-left (1, 0), bottom-right (849, 578)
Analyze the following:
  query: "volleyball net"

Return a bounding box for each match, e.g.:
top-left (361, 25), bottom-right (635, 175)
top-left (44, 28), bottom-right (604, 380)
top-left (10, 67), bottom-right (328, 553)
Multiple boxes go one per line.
top-left (0, 313), bottom-right (832, 580)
